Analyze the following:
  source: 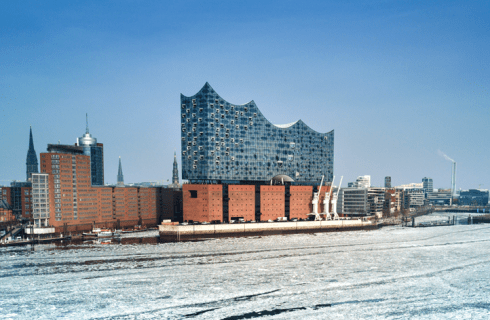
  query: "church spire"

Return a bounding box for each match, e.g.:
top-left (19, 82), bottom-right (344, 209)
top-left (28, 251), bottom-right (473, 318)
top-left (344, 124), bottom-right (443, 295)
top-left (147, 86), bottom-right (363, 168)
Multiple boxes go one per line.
top-left (172, 150), bottom-right (179, 186)
top-left (117, 156), bottom-right (124, 186)
top-left (26, 126), bottom-right (39, 181)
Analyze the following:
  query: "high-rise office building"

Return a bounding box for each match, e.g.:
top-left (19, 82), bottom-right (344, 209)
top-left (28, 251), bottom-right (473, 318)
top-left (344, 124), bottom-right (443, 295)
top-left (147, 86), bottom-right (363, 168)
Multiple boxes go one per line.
top-left (180, 83), bottom-right (334, 185)
top-left (385, 176), bottom-right (391, 188)
top-left (117, 156), bottom-right (124, 186)
top-left (26, 126), bottom-right (39, 181)
top-left (422, 177), bottom-right (433, 196)
top-left (76, 114), bottom-right (104, 186)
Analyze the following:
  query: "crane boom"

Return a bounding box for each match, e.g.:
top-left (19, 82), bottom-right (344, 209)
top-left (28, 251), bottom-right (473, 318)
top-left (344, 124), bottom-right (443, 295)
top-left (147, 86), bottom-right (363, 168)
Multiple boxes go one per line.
top-left (318, 175), bottom-right (324, 195)
top-left (336, 176), bottom-right (343, 197)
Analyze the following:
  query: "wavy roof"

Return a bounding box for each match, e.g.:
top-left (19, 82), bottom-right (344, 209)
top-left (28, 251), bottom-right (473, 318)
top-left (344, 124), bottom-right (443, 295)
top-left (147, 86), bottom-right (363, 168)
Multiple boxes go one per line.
top-left (182, 82), bottom-right (333, 136)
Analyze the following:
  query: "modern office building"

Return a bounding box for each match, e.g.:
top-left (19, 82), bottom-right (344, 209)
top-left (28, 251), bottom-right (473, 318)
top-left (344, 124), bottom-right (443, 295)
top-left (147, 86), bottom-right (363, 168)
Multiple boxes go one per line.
top-left (338, 188), bottom-right (368, 215)
top-left (338, 187), bottom-right (385, 217)
top-left (180, 83), bottom-right (334, 185)
top-left (404, 188), bottom-right (425, 208)
top-left (26, 126), bottom-right (39, 181)
top-left (459, 189), bottom-right (489, 206)
top-left (385, 176), bottom-right (391, 188)
top-left (367, 188), bottom-right (385, 217)
top-left (76, 115), bottom-right (104, 186)
top-left (9, 181), bottom-right (32, 221)
top-left (117, 157), bottom-right (124, 186)
top-left (427, 189), bottom-right (452, 205)
top-left (422, 177), bottom-right (433, 196)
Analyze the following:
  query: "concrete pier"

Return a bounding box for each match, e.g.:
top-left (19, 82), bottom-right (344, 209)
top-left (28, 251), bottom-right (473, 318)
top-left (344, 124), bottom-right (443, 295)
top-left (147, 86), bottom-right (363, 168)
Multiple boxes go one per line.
top-left (159, 220), bottom-right (376, 241)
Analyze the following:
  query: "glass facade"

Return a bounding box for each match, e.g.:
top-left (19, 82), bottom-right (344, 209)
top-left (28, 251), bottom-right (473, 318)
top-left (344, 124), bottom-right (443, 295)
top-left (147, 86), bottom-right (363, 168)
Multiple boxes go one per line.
top-left (181, 83), bottom-right (334, 185)
top-left (90, 146), bottom-right (104, 186)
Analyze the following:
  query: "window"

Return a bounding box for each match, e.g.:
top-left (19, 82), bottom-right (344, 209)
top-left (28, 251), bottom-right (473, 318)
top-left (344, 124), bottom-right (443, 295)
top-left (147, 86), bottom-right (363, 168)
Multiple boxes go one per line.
top-left (189, 190), bottom-right (198, 198)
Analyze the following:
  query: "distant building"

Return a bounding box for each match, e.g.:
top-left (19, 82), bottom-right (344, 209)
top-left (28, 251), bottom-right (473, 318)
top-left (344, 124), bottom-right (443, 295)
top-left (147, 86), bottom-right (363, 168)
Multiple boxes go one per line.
top-left (354, 175), bottom-right (371, 188)
top-left (338, 186), bottom-right (384, 217)
top-left (31, 173), bottom-right (50, 227)
top-left (26, 126), bottom-right (39, 181)
top-left (76, 114), bottom-right (104, 186)
top-left (117, 157), bottom-right (124, 186)
top-left (427, 189), bottom-right (452, 205)
top-left (0, 199), bottom-right (14, 222)
top-left (338, 188), bottom-right (367, 216)
top-left (397, 182), bottom-right (423, 189)
top-left (385, 176), bottom-right (391, 188)
top-left (9, 181), bottom-right (32, 221)
top-left (459, 189), bottom-right (489, 206)
top-left (422, 177), bottom-right (433, 196)
top-left (367, 188), bottom-right (385, 217)
top-left (404, 188), bottom-right (425, 208)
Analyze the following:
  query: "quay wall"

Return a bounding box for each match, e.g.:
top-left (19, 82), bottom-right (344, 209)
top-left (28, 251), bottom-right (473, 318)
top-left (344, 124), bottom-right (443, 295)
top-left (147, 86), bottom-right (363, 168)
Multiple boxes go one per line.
top-left (159, 220), bottom-right (376, 241)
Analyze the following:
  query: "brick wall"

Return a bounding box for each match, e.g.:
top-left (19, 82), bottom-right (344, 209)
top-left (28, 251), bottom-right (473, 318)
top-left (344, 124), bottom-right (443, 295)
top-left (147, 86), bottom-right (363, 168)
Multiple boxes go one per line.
top-left (183, 184), bottom-right (222, 222)
top-left (260, 185), bottom-right (285, 221)
top-left (228, 185), bottom-right (255, 221)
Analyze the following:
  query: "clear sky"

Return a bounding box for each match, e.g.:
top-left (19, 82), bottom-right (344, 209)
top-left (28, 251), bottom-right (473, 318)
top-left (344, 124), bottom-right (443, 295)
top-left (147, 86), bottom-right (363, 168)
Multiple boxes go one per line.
top-left (1, 1), bottom-right (489, 189)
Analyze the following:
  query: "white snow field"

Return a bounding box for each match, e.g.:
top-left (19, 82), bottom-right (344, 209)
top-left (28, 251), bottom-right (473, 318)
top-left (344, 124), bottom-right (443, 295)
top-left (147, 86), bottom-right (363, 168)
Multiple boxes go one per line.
top-left (2, 221), bottom-right (490, 319)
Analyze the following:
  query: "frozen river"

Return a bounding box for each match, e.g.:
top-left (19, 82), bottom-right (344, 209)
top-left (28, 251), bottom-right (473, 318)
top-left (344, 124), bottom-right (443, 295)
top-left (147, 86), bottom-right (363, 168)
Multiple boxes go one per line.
top-left (2, 221), bottom-right (490, 319)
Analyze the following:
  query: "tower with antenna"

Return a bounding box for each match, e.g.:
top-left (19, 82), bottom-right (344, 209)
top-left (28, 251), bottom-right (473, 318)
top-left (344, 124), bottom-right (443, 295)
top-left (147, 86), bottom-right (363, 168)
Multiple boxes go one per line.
top-left (26, 126), bottom-right (39, 181)
top-left (77, 113), bottom-right (104, 185)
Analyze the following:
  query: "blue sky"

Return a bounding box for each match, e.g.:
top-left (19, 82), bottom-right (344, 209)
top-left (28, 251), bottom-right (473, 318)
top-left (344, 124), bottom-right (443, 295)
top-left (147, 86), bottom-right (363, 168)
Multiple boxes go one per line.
top-left (1, 1), bottom-right (489, 189)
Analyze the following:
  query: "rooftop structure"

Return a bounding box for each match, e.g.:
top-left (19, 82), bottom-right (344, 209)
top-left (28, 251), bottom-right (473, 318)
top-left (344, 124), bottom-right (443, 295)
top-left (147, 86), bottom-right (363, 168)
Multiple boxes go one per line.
top-left (117, 157), bottom-right (124, 186)
top-left (384, 176), bottom-right (391, 188)
top-left (180, 83), bottom-right (334, 185)
top-left (76, 114), bottom-right (104, 186)
top-left (26, 126), bottom-right (39, 181)
top-left (422, 177), bottom-right (433, 196)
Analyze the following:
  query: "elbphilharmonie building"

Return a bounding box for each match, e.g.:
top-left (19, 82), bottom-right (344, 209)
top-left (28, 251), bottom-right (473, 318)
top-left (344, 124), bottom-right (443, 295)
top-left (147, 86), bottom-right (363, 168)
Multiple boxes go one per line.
top-left (181, 83), bottom-right (334, 185)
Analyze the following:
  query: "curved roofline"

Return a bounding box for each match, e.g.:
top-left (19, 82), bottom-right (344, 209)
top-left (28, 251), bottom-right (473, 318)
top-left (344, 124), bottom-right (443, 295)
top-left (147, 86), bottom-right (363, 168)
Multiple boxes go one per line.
top-left (182, 83), bottom-right (334, 136)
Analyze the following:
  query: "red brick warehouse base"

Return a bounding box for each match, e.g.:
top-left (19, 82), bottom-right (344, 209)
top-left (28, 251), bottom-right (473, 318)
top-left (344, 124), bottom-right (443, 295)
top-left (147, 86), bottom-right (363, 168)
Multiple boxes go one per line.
top-left (183, 184), bottom-right (223, 222)
top-left (228, 185), bottom-right (255, 222)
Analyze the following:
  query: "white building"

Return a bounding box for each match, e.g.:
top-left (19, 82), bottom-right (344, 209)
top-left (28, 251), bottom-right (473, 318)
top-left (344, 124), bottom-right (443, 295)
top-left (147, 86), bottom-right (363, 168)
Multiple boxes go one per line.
top-left (354, 175), bottom-right (371, 189)
top-left (32, 173), bottom-right (50, 227)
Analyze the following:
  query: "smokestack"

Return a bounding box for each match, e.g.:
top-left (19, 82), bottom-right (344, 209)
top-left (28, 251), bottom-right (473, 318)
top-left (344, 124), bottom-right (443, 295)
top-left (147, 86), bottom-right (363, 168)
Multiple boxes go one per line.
top-left (451, 162), bottom-right (457, 201)
top-left (438, 150), bottom-right (457, 204)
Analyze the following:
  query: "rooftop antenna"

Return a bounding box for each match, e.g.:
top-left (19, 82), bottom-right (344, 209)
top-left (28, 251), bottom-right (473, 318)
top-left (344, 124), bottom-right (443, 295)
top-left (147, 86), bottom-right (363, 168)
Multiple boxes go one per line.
top-left (86, 113), bottom-right (89, 134)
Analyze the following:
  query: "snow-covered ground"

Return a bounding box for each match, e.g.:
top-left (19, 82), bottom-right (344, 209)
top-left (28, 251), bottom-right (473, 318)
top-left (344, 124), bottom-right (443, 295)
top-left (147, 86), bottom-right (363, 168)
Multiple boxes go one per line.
top-left (2, 220), bottom-right (490, 319)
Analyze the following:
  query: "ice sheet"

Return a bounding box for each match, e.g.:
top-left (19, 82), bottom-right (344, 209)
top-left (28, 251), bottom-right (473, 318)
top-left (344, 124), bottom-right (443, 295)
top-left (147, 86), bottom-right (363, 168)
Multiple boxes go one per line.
top-left (2, 221), bottom-right (490, 319)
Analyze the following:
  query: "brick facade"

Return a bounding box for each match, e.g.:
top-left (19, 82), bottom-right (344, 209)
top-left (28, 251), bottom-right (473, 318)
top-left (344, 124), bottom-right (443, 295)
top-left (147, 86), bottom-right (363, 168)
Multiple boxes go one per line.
top-left (260, 185), bottom-right (285, 221)
top-left (183, 184), bottom-right (222, 222)
top-left (228, 185), bottom-right (255, 222)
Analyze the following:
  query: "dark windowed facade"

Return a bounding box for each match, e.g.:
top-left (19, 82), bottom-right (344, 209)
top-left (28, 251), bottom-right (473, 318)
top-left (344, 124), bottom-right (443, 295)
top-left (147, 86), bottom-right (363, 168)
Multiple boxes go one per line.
top-left (181, 83), bottom-right (334, 185)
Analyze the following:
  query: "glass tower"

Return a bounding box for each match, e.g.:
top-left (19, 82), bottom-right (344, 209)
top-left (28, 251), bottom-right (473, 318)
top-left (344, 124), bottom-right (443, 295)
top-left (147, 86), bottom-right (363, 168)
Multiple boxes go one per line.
top-left (77, 114), bottom-right (104, 186)
top-left (180, 83), bottom-right (334, 185)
